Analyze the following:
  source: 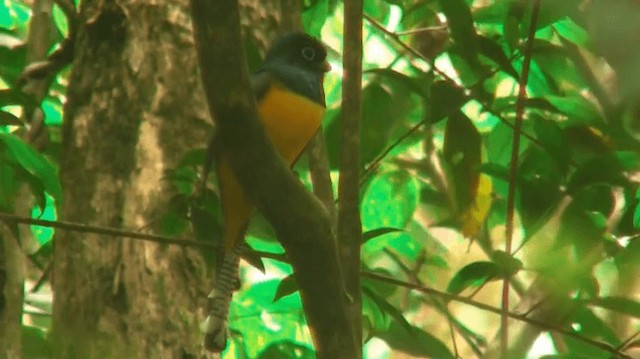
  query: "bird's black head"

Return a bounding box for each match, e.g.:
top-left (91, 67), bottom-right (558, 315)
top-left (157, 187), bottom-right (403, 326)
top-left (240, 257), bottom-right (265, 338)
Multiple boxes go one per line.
top-left (262, 33), bottom-right (330, 73)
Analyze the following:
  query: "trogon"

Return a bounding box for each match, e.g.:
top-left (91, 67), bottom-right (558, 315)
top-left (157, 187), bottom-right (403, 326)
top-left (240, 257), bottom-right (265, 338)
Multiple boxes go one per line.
top-left (203, 32), bottom-right (330, 352)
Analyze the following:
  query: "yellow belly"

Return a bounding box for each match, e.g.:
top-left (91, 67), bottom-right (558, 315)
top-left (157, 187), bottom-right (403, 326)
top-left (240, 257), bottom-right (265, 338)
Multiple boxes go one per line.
top-left (218, 84), bottom-right (325, 251)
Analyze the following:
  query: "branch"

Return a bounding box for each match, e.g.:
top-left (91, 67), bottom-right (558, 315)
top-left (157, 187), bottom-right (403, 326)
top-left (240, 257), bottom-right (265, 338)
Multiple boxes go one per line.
top-left (362, 272), bottom-right (633, 359)
top-left (308, 130), bottom-right (336, 224)
top-left (188, 0), bottom-right (358, 357)
top-left (502, 1), bottom-right (540, 355)
top-left (2, 209), bottom-right (629, 357)
top-left (339, 0), bottom-right (364, 351)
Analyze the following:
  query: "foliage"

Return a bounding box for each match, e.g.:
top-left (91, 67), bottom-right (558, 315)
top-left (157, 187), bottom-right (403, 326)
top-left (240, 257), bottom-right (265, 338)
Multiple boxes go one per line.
top-left (2, 0), bottom-right (640, 358)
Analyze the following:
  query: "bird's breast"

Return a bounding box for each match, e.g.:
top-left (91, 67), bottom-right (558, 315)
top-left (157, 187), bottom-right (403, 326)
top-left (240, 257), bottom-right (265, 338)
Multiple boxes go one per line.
top-left (258, 83), bottom-right (325, 164)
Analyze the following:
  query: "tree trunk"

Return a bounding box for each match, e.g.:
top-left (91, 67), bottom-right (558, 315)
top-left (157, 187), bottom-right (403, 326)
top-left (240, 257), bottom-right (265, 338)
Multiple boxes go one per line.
top-left (52, 0), bottom-right (213, 357)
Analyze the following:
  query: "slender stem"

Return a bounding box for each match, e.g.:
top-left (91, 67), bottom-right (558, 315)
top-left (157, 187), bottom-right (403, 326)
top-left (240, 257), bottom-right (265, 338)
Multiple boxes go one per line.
top-left (339, 0), bottom-right (364, 351)
top-left (502, 1), bottom-right (541, 356)
top-left (362, 271), bottom-right (632, 359)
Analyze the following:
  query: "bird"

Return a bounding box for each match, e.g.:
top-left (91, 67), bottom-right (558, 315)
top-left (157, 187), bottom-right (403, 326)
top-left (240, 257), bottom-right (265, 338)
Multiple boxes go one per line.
top-left (203, 32), bottom-right (330, 352)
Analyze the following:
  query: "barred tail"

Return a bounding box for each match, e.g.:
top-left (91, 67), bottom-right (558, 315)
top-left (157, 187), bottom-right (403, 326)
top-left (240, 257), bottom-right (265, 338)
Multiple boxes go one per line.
top-left (203, 240), bottom-right (242, 352)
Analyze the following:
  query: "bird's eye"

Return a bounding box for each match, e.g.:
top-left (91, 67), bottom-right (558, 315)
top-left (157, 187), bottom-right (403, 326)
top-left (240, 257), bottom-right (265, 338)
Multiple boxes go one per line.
top-left (301, 47), bottom-right (316, 61)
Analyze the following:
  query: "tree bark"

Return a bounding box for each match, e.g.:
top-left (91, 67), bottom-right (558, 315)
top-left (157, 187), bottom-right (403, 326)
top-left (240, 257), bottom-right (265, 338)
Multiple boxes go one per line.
top-left (52, 0), bottom-right (213, 357)
top-left (0, 224), bottom-right (25, 359)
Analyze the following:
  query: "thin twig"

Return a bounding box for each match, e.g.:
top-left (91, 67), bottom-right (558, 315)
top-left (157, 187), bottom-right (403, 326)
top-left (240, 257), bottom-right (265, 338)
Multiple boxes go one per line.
top-left (362, 271), bottom-right (632, 359)
top-left (502, 1), bottom-right (541, 355)
top-left (0, 211), bottom-right (215, 249)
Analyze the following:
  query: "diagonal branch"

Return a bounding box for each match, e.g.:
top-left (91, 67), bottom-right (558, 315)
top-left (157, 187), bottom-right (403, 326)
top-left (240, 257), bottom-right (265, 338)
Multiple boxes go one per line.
top-left (188, 0), bottom-right (358, 357)
top-left (502, 1), bottom-right (541, 355)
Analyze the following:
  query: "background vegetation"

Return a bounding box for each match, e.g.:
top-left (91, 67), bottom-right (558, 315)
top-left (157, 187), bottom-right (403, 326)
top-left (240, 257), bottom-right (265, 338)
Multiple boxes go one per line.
top-left (1, 0), bottom-right (640, 358)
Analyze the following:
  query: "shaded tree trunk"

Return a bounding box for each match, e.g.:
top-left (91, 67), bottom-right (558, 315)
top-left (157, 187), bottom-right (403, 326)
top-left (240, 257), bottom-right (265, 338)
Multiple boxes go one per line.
top-left (51, 0), bottom-right (213, 357)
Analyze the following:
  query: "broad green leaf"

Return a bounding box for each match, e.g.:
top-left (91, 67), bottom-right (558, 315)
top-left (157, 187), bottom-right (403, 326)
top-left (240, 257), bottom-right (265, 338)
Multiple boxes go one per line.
top-left (553, 17), bottom-right (589, 47)
top-left (544, 95), bottom-right (602, 125)
top-left (52, 3), bottom-right (68, 38)
top-left (446, 261), bottom-right (500, 294)
top-left (437, 0), bottom-right (479, 65)
top-left (443, 111), bottom-right (481, 211)
top-left (0, 133), bottom-right (62, 204)
top-left (377, 322), bottom-right (454, 359)
top-left (588, 296), bottom-right (640, 320)
top-left (361, 170), bottom-right (418, 231)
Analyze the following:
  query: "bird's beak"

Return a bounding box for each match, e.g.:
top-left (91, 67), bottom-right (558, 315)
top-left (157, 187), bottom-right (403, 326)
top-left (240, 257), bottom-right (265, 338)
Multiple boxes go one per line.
top-left (321, 60), bottom-right (331, 72)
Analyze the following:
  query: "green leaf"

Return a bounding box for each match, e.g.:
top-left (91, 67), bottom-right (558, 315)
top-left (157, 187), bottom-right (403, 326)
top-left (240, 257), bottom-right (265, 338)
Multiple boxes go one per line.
top-left (490, 250), bottom-right (523, 278)
top-left (257, 340), bottom-right (314, 359)
top-left (443, 111), bottom-right (481, 210)
top-left (553, 17), bottom-right (589, 47)
top-left (566, 154), bottom-right (627, 193)
top-left (588, 296), bottom-right (640, 320)
top-left (0, 110), bottom-right (22, 126)
top-left (302, 0), bottom-right (328, 37)
top-left (429, 80), bottom-right (467, 122)
top-left (377, 322), bottom-right (454, 359)
top-left (477, 35), bottom-right (517, 78)
top-left (273, 274), bottom-right (298, 302)
top-left (543, 95), bottom-right (602, 125)
top-left (437, 0), bottom-right (479, 65)
top-left (362, 227), bottom-right (403, 244)
top-left (446, 261), bottom-right (500, 294)
top-left (52, 3), bottom-right (69, 38)
top-left (361, 171), bottom-right (419, 233)
top-left (362, 286), bottom-right (412, 334)
top-left (0, 133), bottom-right (62, 204)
